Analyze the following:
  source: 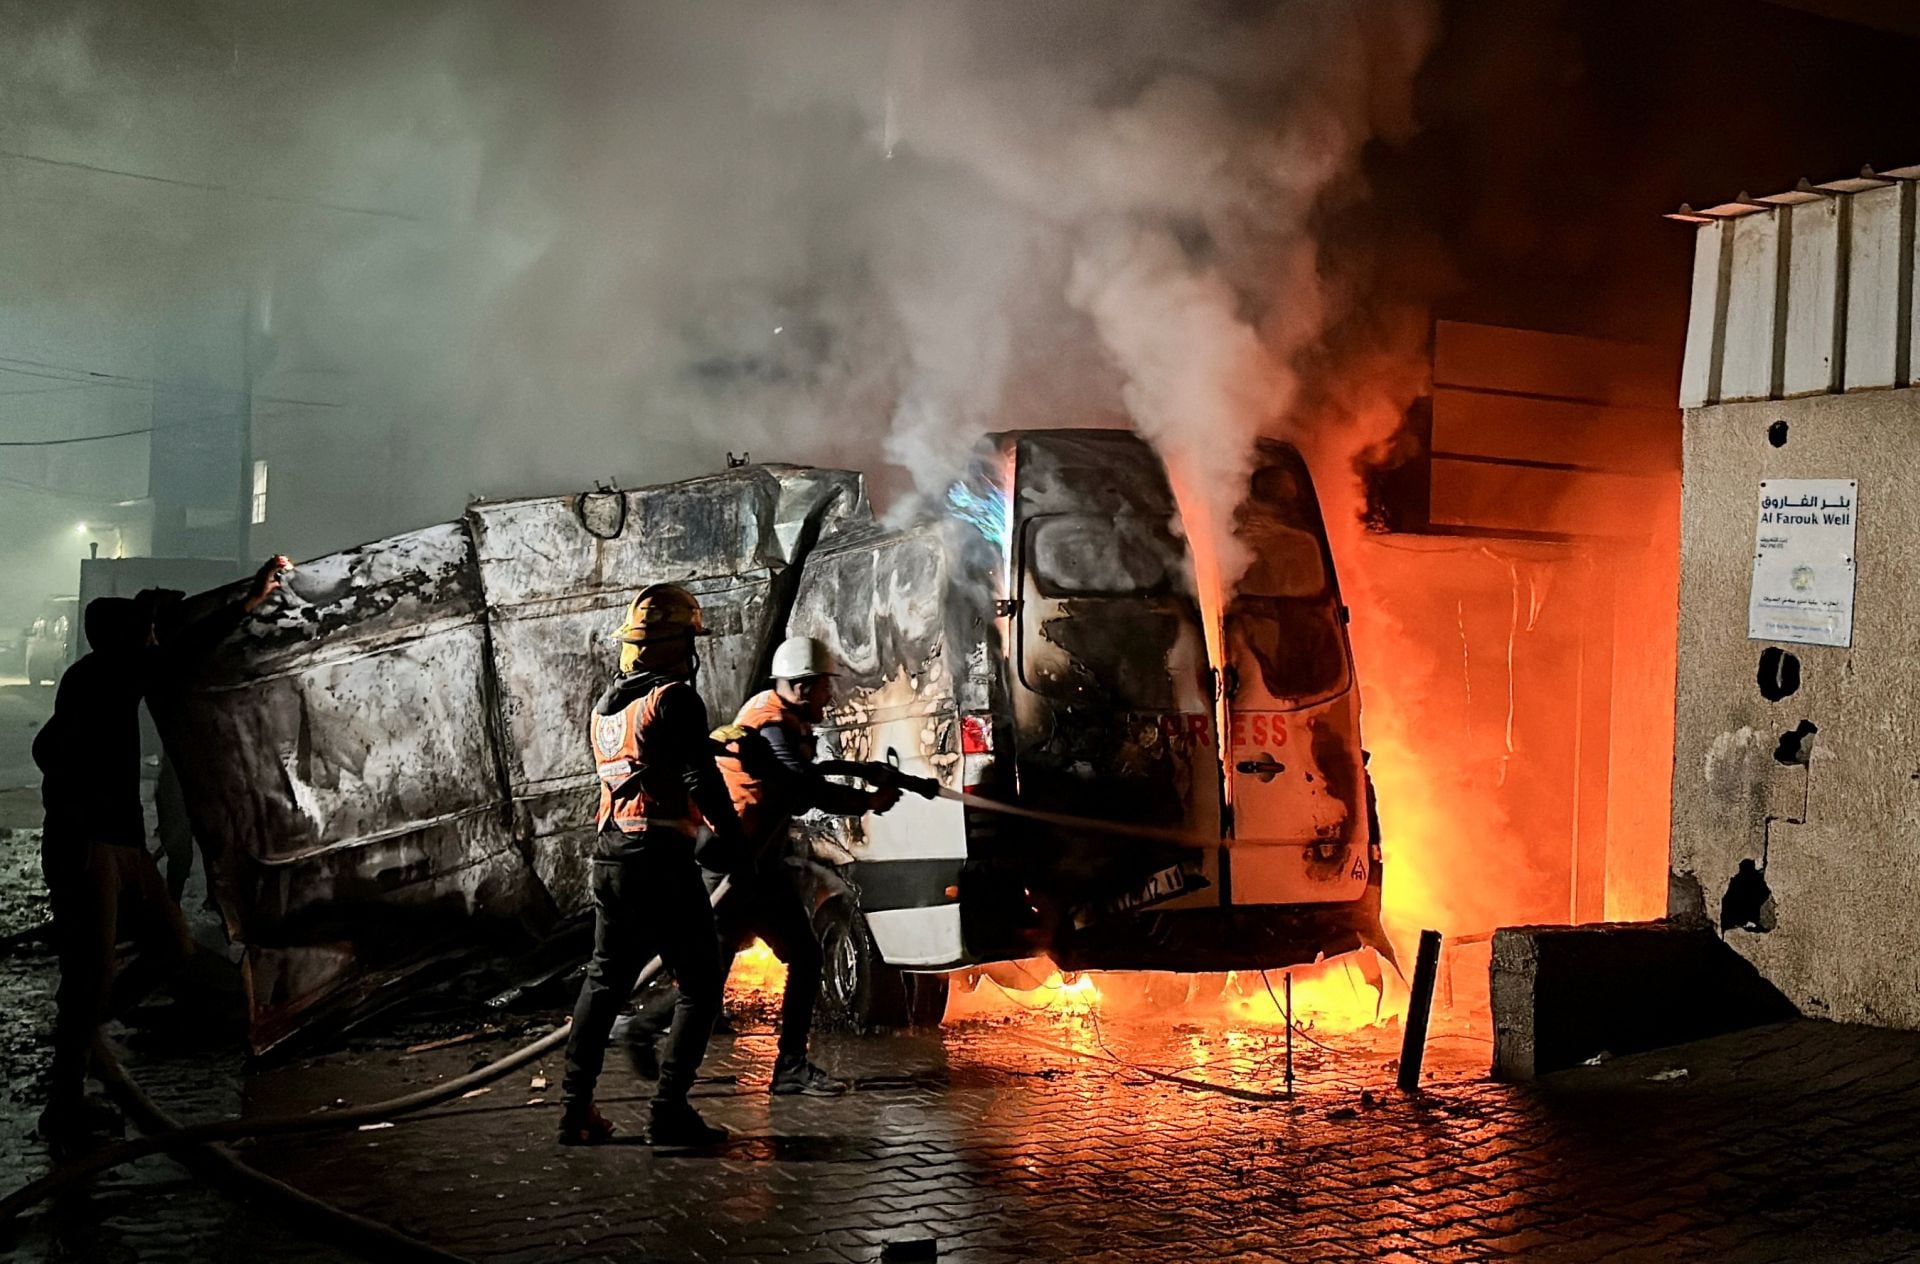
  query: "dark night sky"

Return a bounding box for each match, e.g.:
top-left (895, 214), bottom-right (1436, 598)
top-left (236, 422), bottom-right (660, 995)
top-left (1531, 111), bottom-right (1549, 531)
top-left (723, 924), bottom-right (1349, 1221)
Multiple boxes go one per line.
top-left (1384, 0), bottom-right (1920, 346)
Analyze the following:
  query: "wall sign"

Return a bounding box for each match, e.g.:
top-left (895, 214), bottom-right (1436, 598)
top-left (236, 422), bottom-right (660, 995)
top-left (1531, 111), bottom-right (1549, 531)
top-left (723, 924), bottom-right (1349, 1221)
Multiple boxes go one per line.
top-left (1749, 478), bottom-right (1857, 648)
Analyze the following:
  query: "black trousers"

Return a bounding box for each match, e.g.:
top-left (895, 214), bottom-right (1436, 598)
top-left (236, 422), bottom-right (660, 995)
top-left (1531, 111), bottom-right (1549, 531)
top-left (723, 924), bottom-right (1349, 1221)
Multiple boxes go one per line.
top-left (42, 834), bottom-right (193, 1115)
top-left (562, 835), bottom-right (721, 1107)
top-left (629, 862), bottom-right (822, 1062)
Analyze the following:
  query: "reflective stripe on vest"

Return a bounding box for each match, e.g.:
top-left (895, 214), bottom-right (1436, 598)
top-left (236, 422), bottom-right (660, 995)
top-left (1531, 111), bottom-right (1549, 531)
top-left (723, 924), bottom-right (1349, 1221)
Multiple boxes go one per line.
top-left (592, 685), bottom-right (699, 836)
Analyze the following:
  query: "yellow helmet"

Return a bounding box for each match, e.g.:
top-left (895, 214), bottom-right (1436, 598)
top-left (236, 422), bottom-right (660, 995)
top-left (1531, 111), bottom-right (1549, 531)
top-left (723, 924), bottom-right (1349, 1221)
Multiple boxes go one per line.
top-left (615, 583), bottom-right (709, 645)
top-left (615, 584), bottom-right (708, 674)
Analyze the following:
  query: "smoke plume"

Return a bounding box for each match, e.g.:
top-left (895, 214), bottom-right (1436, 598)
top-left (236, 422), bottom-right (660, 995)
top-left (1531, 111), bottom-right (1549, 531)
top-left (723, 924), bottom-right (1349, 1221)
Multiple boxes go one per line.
top-left (0, 0), bottom-right (1434, 616)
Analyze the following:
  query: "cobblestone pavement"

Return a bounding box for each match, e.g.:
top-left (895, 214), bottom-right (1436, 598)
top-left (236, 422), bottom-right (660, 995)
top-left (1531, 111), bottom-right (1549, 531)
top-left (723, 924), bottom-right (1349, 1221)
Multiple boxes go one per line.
top-left (11, 966), bottom-right (1920, 1264)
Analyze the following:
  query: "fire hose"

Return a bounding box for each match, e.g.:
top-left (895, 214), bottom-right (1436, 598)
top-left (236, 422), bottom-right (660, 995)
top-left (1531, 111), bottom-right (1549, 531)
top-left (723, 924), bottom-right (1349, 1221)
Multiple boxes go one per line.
top-left (844, 760), bottom-right (1223, 850)
top-left (3, 788), bottom-right (1236, 1242)
top-left (0, 876), bottom-right (732, 1251)
top-left (930, 784), bottom-right (1222, 849)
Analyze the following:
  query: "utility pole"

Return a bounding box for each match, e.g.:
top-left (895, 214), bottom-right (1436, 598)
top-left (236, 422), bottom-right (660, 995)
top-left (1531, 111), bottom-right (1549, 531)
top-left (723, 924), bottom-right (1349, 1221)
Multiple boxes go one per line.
top-left (236, 296), bottom-right (255, 563)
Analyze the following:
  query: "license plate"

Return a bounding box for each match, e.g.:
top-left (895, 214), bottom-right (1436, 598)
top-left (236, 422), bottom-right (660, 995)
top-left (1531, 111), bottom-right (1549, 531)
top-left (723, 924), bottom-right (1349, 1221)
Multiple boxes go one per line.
top-left (1113, 864), bottom-right (1188, 914)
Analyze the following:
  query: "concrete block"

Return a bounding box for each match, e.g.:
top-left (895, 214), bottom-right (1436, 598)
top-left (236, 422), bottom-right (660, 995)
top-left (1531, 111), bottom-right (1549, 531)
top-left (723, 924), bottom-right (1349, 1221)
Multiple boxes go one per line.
top-left (1491, 921), bottom-right (1796, 1079)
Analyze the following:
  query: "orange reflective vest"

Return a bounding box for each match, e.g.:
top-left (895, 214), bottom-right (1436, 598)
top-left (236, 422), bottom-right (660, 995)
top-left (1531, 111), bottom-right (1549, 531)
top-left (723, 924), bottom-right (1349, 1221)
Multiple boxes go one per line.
top-left (591, 684), bottom-right (700, 836)
top-left (720, 689), bottom-right (813, 842)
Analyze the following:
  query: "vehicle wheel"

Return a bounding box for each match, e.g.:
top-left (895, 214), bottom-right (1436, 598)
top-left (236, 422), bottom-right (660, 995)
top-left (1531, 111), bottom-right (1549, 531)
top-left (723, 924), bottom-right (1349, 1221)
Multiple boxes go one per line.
top-left (815, 898), bottom-right (897, 1031)
top-left (813, 899), bottom-right (948, 1031)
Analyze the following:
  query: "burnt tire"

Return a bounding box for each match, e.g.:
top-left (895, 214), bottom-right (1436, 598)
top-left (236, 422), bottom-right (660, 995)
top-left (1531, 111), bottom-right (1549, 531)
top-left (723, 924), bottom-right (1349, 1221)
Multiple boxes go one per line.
top-left (814, 899), bottom-right (949, 1032)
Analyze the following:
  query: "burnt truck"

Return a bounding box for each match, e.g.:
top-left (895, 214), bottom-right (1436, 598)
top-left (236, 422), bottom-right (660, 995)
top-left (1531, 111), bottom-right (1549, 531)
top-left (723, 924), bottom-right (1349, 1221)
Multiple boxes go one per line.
top-left (168, 431), bottom-right (1384, 1051)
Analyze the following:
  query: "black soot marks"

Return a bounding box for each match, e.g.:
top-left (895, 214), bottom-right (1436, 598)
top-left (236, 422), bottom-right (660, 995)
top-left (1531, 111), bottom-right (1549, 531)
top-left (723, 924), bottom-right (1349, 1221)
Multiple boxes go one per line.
top-left (1773, 720), bottom-right (1817, 766)
top-left (1757, 647), bottom-right (1801, 701)
top-left (1720, 858), bottom-right (1777, 933)
top-left (1767, 419), bottom-right (1789, 448)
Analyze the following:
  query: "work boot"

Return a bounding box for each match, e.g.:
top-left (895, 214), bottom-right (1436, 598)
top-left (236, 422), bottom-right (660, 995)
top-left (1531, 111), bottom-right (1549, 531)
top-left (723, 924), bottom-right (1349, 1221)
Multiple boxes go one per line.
top-left (623, 1033), bottom-right (661, 1082)
top-left (647, 1097), bottom-right (727, 1147)
top-left (556, 1101), bottom-right (616, 1147)
top-left (770, 1053), bottom-right (850, 1097)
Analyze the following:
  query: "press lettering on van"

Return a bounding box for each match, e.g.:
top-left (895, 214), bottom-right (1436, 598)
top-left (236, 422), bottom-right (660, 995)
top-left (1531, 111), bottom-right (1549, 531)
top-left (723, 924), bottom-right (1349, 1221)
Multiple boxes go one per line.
top-left (1229, 712), bottom-right (1288, 750)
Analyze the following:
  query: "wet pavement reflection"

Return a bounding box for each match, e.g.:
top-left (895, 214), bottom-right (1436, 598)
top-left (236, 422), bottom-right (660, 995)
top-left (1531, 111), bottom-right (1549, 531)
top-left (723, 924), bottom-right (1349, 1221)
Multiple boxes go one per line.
top-left (10, 951), bottom-right (1920, 1263)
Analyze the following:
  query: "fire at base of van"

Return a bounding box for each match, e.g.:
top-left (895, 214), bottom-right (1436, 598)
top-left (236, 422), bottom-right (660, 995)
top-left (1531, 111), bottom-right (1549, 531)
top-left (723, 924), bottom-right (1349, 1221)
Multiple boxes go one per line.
top-left (168, 431), bottom-right (1390, 1053)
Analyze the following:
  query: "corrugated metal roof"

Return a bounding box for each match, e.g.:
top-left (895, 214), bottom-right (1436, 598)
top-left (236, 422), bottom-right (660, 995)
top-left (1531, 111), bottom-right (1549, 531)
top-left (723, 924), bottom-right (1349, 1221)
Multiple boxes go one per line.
top-left (1667, 164), bottom-right (1920, 222)
top-left (1674, 162), bottom-right (1920, 406)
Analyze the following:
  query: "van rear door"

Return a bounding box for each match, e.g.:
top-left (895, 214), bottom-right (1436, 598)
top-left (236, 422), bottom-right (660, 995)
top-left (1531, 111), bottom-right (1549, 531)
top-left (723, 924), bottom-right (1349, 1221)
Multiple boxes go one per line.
top-left (1221, 442), bottom-right (1371, 906)
top-left (1010, 508), bottom-right (1221, 916)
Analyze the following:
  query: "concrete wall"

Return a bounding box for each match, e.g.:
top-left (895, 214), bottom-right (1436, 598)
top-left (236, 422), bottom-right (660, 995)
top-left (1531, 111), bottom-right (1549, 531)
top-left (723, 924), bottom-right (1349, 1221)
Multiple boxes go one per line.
top-left (1673, 390), bottom-right (1920, 1027)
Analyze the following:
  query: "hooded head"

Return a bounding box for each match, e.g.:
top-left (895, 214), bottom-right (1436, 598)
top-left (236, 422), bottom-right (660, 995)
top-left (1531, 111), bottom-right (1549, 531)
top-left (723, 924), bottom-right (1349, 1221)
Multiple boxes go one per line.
top-left (82, 597), bottom-right (146, 654)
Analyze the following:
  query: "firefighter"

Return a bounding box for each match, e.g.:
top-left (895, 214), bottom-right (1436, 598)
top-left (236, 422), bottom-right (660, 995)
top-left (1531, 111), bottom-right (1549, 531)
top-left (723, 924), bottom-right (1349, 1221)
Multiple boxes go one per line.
top-left (559, 584), bottom-right (748, 1148)
top-left (33, 557), bottom-right (289, 1157)
top-left (623, 635), bottom-right (901, 1097)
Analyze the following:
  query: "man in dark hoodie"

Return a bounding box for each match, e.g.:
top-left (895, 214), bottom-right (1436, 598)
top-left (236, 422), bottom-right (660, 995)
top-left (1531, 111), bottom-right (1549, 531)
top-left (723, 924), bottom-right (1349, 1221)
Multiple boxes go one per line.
top-left (559, 583), bottom-right (747, 1148)
top-left (33, 556), bottom-right (288, 1154)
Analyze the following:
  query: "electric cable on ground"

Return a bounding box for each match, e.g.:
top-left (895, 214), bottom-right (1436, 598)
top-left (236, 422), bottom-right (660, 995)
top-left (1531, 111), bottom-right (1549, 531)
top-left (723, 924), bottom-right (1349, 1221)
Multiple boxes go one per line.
top-left (1256, 969), bottom-right (1380, 1062)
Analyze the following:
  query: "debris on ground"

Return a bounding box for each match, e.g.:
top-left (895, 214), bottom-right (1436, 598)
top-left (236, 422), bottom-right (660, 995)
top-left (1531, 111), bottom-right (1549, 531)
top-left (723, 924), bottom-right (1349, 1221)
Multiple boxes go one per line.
top-left (0, 828), bottom-right (48, 942)
top-left (1649, 1068), bottom-right (1690, 1082)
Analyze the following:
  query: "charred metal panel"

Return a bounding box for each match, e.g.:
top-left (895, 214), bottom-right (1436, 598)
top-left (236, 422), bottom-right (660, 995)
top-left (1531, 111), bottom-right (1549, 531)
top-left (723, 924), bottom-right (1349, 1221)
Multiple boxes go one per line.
top-left (1002, 433), bottom-right (1220, 933)
top-left (467, 466), bottom-right (868, 915)
top-left (170, 523), bottom-right (539, 1052)
top-left (792, 528), bottom-right (963, 823)
top-left (176, 469), bottom-right (866, 1050)
top-left (789, 525), bottom-right (987, 965)
top-left (996, 428), bottom-right (1179, 519)
top-left (859, 430), bottom-right (1228, 964)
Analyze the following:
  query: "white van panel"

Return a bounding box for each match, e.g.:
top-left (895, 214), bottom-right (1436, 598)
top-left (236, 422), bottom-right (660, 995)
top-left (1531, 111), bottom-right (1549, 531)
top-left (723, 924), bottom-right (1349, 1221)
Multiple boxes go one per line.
top-left (867, 903), bottom-right (965, 967)
top-left (861, 791), bottom-right (968, 863)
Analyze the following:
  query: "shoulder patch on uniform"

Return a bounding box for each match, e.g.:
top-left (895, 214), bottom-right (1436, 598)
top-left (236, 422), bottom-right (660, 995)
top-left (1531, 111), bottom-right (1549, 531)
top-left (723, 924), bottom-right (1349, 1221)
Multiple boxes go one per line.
top-left (711, 724), bottom-right (749, 743)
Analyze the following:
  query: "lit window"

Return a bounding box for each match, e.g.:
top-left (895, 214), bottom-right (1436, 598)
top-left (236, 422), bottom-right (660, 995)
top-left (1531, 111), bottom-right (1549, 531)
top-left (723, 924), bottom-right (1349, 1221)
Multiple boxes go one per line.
top-left (251, 459), bottom-right (269, 525)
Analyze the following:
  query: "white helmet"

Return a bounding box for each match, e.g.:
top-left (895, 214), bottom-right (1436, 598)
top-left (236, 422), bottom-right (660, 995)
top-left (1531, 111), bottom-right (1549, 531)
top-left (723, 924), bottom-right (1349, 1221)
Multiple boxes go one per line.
top-left (771, 635), bottom-right (839, 682)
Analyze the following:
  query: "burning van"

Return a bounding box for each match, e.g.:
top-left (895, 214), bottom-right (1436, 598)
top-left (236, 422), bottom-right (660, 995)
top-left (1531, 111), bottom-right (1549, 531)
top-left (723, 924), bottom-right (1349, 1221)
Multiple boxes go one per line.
top-left (785, 430), bottom-right (1389, 1028)
top-left (169, 432), bottom-right (1384, 1050)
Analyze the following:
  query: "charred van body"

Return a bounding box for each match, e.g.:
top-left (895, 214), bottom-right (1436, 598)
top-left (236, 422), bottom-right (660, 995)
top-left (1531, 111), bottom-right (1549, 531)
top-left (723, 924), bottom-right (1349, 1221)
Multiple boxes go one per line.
top-left (168, 466), bottom-right (864, 1051)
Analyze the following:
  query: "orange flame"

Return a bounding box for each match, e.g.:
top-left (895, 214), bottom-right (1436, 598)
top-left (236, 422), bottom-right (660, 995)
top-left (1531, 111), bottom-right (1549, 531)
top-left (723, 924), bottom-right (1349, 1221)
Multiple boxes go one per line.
top-left (942, 957), bottom-right (1404, 1036)
top-left (731, 390), bottom-right (1676, 1048)
top-left (725, 938), bottom-right (788, 1005)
